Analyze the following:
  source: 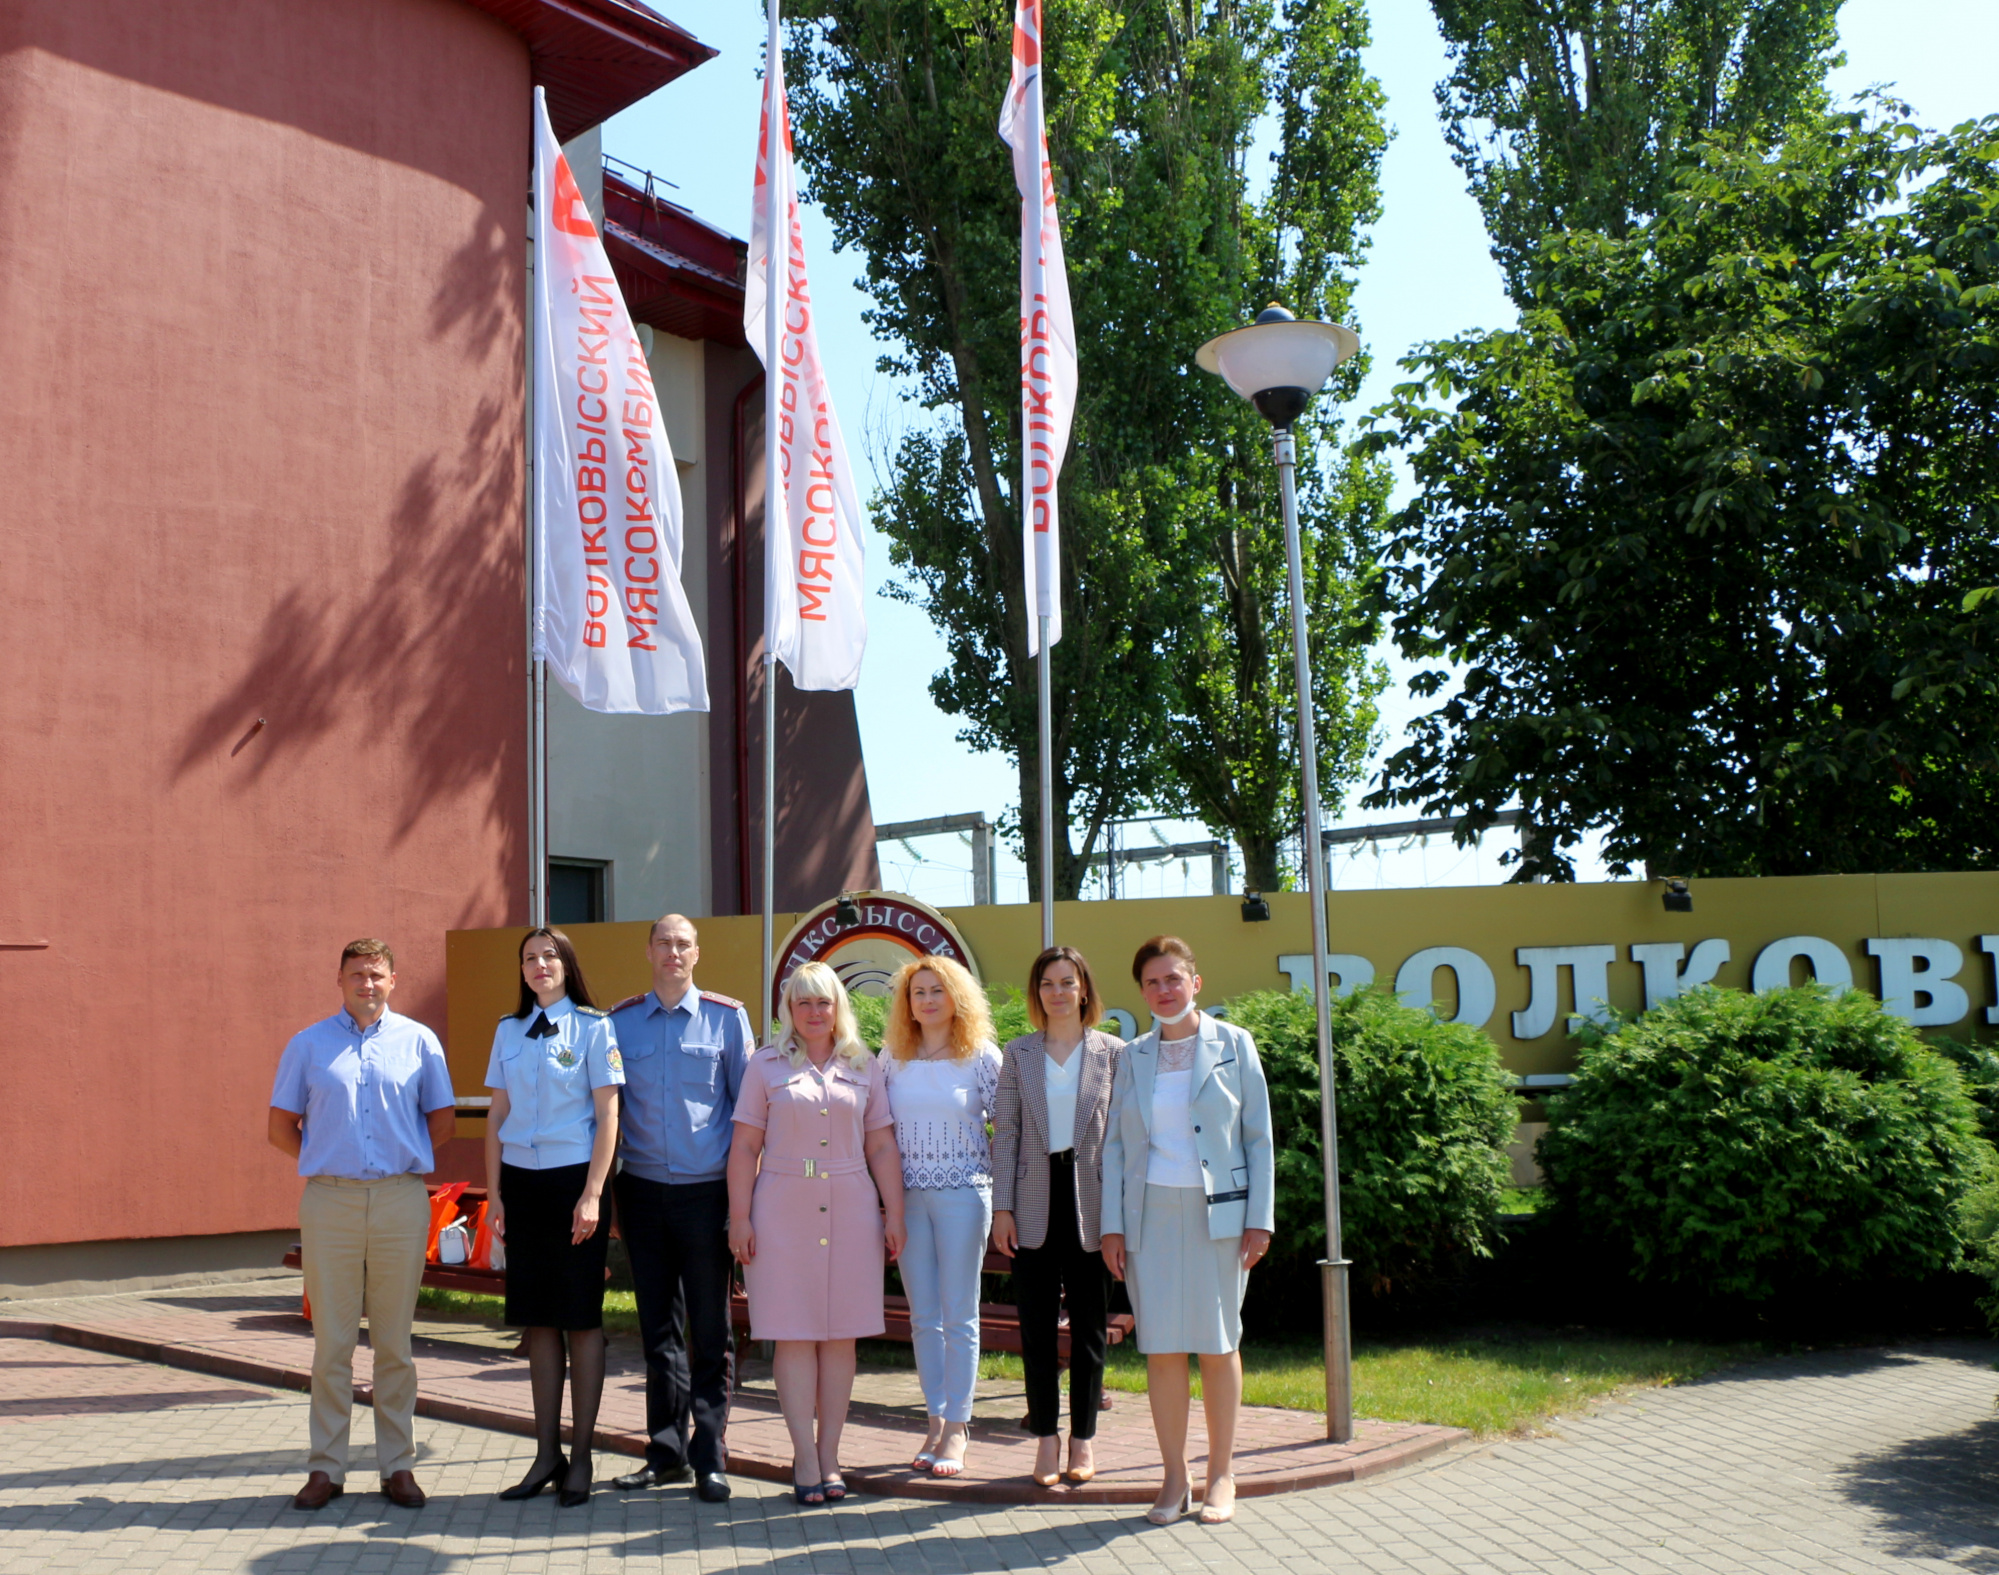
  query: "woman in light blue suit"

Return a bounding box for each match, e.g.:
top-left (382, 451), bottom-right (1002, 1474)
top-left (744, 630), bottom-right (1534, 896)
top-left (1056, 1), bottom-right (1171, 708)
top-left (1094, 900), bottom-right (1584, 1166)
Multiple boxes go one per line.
top-left (1101, 935), bottom-right (1274, 1526)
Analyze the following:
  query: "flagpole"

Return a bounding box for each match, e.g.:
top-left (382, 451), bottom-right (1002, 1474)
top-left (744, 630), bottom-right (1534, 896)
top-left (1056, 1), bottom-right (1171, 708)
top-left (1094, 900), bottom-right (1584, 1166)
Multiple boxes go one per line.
top-left (1037, 627), bottom-right (1053, 944)
top-left (527, 87), bottom-right (548, 929)
top-left (532, 661), bottom-right (547, 926)
top-left (759, 0), bottom-right (784, 1042)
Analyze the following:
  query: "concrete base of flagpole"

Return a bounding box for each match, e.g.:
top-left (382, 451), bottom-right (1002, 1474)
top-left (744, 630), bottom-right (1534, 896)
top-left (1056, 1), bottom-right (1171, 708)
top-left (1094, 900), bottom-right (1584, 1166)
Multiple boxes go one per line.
top-left (1321, 1257), bottom-right (1354, 1443)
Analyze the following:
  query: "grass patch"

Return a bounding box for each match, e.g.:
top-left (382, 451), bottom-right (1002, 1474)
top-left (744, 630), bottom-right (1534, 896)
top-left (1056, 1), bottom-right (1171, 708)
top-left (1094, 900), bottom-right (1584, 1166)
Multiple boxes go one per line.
top-left (417, 1287), bottom-right (1755, 1438)
top-left (977, 1332), bottom-right (1756, 1436)
top-left (416, 1285), bottom-right (644, 1338)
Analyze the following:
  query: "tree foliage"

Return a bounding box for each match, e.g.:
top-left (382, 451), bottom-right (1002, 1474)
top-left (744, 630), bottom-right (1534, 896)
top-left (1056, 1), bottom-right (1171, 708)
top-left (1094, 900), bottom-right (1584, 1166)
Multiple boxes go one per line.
top-left (1539, 985), bottom-right (1989, 1301)
top-left (1365, 110), bottom-right (1999, 877)
top-left (786, 0), bottom-right (1390, 896)
top-left (1430, 0), bottom-right (1845, 299)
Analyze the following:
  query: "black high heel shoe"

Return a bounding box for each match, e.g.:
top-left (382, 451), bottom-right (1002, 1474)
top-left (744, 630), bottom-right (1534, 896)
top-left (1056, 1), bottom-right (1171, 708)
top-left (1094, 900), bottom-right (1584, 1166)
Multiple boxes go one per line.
top-left (558, 1456), bottom-right (593, 1508)
top-left (499, 1453), bottom-right (567, 1501)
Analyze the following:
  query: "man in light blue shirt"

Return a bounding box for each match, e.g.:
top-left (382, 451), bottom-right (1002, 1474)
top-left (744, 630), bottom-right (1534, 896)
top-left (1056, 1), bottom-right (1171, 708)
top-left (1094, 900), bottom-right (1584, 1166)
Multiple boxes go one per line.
top-left (609, 915), bottom-right (753, 1501)
top-left (268, 939), bottom-right (454, 1512)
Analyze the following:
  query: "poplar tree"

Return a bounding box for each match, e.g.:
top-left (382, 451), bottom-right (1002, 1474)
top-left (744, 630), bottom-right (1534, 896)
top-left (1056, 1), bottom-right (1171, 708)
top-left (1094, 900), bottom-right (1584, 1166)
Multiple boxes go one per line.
top-left (787, 0), bottom-right (1389, 897)
top-left (1430, 0), bottom-right (1846, 301)
top-left (1367, 110), bottom-right (1999, 878)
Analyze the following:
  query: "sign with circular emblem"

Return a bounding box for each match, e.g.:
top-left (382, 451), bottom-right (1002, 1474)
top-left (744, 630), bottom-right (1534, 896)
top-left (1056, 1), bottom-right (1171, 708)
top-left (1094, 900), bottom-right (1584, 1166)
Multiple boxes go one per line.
top-left (770, 891), bottom-right (979, 1014)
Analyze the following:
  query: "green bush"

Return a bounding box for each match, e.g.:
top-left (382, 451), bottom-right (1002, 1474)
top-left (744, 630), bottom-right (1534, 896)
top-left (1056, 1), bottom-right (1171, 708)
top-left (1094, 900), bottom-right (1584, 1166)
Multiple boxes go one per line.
top-left (1539, 985), bottom-right (1989, 1302)
top-left (851, 990), bottom-right (887, 1050)
top-left (1932, 1037), bottom-right (1999, 1149)
top-left (846, 983), bottom-right (1032, 1053)
top-left (1958, 1176), bottom-right (1999, 1334)
top-left (1224, 987), bottom-right (1517, 1296)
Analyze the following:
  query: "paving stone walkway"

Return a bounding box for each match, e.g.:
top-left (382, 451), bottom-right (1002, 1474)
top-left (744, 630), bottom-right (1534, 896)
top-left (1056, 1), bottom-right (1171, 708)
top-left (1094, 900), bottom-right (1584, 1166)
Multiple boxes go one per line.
top-left (0, 1280), bottom-right (1451, 1502)
top-left (1, 1329), bottom-right (1996, 1572)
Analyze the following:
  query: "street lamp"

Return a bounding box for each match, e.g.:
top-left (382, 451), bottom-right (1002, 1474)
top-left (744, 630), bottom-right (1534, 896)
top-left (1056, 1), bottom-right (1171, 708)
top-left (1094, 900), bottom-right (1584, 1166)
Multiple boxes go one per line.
top-left (1196, 302), bottom-right (1361, 1444)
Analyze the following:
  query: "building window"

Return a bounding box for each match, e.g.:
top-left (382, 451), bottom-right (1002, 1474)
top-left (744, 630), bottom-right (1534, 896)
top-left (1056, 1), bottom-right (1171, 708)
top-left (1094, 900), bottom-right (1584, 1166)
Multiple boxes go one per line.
top-left (548, 859), bottom-right (609, 926)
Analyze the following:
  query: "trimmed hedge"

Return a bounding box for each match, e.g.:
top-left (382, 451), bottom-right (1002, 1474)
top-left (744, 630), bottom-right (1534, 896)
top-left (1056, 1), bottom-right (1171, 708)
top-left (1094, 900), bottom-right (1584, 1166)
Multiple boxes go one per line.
top-left (1539, 985), bottom-right (1989, 1302)
top-left (1224, 987), bottom-right (1517, 1296)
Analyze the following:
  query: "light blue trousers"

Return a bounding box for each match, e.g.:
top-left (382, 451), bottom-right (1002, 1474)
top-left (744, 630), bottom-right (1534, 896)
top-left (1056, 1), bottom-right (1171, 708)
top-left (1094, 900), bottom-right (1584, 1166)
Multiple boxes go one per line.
top-left (900, 1185), bottom-right (992, 1422)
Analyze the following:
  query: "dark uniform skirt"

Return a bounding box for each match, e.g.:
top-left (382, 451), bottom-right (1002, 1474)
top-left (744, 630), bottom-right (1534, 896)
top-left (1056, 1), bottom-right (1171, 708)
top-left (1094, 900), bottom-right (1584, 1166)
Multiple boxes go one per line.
top-left (500, 1161), bottom-right (610, 1329)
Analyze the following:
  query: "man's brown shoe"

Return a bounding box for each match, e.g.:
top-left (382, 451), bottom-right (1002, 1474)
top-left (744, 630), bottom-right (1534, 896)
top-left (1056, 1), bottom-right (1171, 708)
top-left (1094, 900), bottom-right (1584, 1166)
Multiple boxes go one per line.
top-left (382, 1470), bottom-right (427, 1508)
top-left (291, 1472), bottom-right (343, 1510)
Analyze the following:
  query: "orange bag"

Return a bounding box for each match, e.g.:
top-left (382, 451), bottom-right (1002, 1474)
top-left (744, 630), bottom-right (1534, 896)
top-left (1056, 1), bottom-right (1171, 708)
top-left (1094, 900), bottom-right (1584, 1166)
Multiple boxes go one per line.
top-left (466, 1201), bottom-right (496, 1270)
top-left (425, 1181), bottom-right (469, 1263)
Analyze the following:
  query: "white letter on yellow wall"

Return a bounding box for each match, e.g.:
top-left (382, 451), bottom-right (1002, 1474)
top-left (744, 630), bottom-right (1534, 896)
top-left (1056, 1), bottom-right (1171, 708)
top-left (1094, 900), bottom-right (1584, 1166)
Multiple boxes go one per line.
top-left (1749, 936), bottom-right (1853, 993)
top-left (1512, 945), bottom-right (1617, 1039)
top-left (1630, 940), bottom-right (1731, 1010)
top-left (1394, 947), bottom-right (1497, 1029)
top-left (1276, 954), bottom-right (1376, 997)
top-left (1866, 938), bottom-right (1969, 1026)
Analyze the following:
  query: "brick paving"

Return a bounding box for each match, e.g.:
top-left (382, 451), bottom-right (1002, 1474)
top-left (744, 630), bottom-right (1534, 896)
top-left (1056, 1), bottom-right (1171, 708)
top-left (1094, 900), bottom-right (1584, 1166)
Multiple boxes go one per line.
top-left (0, 1280), bottom-right (1454, 1502)
top-left (1, 1329), bottom-right (1995, 1572)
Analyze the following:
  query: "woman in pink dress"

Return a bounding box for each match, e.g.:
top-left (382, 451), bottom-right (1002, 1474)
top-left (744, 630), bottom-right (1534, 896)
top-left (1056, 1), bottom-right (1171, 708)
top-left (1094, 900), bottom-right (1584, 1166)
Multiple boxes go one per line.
top-left (727, 961), bottom-right (906, 1506)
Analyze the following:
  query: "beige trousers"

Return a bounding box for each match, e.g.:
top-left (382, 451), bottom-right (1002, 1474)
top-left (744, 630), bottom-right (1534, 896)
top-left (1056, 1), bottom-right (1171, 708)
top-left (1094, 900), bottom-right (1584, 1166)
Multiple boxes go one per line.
top-left (299, 1173), bottom-right (430, 1481)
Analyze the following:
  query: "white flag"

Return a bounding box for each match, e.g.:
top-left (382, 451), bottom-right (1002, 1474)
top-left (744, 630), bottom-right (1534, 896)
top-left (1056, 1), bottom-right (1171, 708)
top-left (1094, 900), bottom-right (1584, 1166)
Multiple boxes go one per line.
top-left (745, 5), bottom-right (867, 691)
top-left (532, 89), bottom-right (707, 714)
top-left (999, 0), bottom-right (1077, 656)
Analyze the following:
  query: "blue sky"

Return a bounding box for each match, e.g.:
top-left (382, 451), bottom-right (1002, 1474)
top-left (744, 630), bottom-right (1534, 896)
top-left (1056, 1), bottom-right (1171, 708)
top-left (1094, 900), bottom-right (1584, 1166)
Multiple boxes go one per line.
top-left (611, 1), bottom-right (1999, 904)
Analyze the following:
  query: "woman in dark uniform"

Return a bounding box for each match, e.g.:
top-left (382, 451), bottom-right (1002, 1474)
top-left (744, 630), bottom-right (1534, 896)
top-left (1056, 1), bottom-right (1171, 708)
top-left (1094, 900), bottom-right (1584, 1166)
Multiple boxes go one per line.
top-left (484, 926), bottom-right (624, 1506)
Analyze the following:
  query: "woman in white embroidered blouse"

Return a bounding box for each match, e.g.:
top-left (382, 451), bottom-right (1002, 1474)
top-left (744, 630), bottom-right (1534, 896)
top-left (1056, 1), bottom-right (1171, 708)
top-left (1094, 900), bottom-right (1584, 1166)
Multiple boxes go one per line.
top-left (880, 955), bottom-right (1001, 1478)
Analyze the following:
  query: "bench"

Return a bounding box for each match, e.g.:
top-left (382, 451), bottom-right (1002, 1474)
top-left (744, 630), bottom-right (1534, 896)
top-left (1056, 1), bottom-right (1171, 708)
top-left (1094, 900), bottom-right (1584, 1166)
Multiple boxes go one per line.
top-left (728, 1248), bottom-right (1133, 1362)
top-left (285, 1186), bottom-right (1134, 1393)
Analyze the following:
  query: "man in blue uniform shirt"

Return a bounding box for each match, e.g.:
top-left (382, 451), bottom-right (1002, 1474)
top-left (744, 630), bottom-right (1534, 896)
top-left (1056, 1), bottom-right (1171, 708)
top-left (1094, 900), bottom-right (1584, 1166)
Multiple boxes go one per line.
top-left (268, 939), bottom-right (455, 1512)
top-left (610, 914), bottom-right (754, 1502)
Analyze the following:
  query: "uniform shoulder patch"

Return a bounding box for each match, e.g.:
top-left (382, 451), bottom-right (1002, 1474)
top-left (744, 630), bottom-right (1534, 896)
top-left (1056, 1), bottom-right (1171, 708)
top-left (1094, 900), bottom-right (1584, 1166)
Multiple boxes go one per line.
top-left (575, 1004), bottom-right (609, 1018)
top-left (611, 993), bottom-right (650, 1013)
top-left (700, 990), bottom-right (745, 1009)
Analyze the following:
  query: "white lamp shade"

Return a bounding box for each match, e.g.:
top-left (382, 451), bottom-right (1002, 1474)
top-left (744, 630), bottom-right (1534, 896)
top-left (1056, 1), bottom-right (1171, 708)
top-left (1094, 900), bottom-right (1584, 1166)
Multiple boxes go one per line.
top-left (1196, 316), bottom-right (1360, 402)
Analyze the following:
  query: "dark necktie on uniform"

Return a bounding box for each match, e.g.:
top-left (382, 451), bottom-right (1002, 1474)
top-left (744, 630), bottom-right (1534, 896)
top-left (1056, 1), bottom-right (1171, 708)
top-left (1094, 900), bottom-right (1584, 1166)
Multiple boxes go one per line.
top-left (526, 1011), bottom-right (558, 1039)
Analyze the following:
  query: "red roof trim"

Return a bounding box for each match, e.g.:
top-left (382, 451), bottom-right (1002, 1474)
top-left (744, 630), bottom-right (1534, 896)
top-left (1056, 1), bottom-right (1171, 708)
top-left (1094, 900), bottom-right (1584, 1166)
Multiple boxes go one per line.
top-left (459, 0), bottom-right (716, 141)
top-left (602, 167), bottom-right (747, 346)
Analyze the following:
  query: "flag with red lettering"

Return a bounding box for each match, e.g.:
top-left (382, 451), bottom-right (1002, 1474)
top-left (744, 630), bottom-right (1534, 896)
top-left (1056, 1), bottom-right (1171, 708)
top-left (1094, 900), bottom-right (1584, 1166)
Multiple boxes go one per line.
top-left (531, 88), bottom-right (707, 714)
top-left (999, 0), bottom-right (1076, 656)
top-left (744, 10), bottom-right (867, 691)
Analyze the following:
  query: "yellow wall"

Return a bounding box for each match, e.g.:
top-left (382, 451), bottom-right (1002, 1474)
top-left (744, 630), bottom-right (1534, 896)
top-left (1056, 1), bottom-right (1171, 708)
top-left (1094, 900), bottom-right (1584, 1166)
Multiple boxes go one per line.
top-left (443, 872), bottom-right (1999, 1093)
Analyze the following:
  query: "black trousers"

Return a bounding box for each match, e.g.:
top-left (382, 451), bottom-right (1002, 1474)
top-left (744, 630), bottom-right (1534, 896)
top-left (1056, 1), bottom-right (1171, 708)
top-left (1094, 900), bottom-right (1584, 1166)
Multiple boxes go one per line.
top-left (1012, 1154), bottom-right (1110, 1439)
top-left (615, 1174), bottom-right (734, 1474)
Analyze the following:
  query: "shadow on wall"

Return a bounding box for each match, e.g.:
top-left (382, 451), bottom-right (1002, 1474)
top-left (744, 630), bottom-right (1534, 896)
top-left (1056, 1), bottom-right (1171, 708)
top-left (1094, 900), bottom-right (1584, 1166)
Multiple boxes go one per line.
top-left (171, 207), bottom-right (525, 875)
top-left (0, 0), bottom-right (531, 195)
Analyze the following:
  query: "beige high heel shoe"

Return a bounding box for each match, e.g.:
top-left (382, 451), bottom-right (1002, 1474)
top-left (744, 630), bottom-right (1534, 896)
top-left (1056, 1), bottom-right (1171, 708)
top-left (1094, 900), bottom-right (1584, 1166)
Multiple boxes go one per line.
top-left (1146, 1483), bottom-right (1192, 1525)
top-left (1197, 1474), bottom-right (1237, 1524)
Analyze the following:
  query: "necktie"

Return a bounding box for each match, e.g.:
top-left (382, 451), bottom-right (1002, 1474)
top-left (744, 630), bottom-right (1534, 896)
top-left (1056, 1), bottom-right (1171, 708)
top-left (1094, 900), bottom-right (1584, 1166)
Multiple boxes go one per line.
top-left (526, 1011), bottom-right (558, 1039)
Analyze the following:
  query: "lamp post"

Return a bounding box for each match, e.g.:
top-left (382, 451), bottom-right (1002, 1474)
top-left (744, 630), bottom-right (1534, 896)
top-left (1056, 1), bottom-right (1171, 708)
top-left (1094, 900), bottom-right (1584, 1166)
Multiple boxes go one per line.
top-left (1196, 303), bottom-right (1361, 1443)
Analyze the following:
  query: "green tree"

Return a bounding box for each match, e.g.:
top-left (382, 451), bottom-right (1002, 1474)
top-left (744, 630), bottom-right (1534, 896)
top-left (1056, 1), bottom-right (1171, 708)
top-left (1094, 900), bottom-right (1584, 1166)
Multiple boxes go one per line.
top-left (1430, 0), bottom-right (1845, 300)
top-left (787, 0), bottom-right (1389, 897)
top-left (1365, 110), bottom-right (1999, 878)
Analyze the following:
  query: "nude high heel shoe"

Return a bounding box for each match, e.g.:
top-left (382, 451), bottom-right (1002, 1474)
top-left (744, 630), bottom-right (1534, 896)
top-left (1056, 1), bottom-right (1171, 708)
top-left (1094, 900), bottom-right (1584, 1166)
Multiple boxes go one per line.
top-left (1145, 1483), bottom-right (1192, 1525)
top-left (1197, 1474), bottom-right (1237, 1524)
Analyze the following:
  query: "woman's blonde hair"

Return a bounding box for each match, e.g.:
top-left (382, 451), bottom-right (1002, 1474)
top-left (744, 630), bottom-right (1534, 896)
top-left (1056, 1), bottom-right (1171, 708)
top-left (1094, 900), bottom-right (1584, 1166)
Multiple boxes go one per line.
top-left (775, 961), bottom-right (872, 1070)
top-left (883, 955), bottom-right (993, 1061)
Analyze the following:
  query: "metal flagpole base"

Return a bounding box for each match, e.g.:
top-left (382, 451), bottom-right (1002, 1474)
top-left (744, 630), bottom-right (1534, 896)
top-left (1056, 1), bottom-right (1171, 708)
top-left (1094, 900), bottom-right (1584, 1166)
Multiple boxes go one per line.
top-left (1321, 1257), bottom-right (1353, 1443)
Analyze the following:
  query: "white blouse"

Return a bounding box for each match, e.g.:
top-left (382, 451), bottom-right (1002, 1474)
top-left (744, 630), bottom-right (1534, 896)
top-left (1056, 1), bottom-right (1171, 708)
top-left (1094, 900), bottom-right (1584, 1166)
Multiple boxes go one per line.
top-left (1042, 1047), bottom-right (1080, 1153)
top-left (1144, 1067), bottom-right (1204, 1187)
top-left (883, 1045), bottom-right (1001, 1190)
